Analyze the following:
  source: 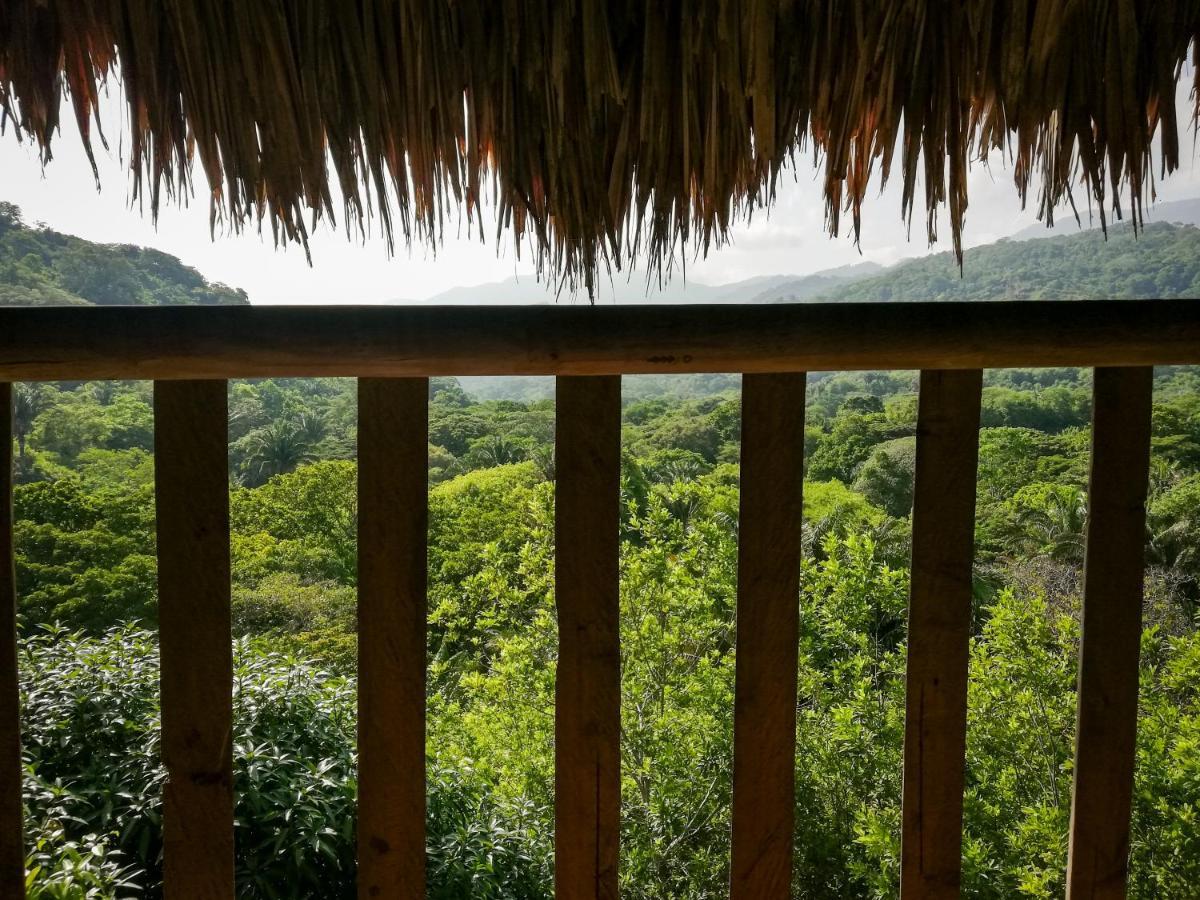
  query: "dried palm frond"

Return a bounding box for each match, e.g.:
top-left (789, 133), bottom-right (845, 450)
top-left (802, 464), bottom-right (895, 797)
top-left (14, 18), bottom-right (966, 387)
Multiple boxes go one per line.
top-left (1, 1), bottom-right (1197, 295)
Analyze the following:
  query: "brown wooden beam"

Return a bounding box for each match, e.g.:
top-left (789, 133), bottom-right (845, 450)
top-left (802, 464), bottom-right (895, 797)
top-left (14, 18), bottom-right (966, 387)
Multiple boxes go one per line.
top-left (555, 375), bottom-right (622, 900)
top-left (1066, 367), bottom-right (1154, 900)
top-left (900, 369), bottom-right (983, 899)
top-left (0, 300), bottom-right (1196, 381)
top-left (154, 380), bottom-right (234, 899)
top-left (0, 383), bottom-right (23, 899)
top-left (357, 378), bottom-right (429, 900)
top-left (730, 373), bottom-right (806, 900)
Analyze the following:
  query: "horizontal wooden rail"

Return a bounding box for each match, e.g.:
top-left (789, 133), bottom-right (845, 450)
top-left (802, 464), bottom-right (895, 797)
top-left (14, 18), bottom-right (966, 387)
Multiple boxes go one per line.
top-left (0, 300), bottom-right (1197, 380)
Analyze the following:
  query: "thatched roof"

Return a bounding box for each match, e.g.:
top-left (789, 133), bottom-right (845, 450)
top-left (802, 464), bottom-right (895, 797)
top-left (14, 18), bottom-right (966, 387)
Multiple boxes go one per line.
top-left (2, 2), bottom-right (1198, 293)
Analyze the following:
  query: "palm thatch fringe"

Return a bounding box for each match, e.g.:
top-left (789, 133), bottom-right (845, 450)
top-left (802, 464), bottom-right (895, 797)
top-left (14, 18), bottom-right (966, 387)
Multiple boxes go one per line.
top-left (1, 1), bottom-right (1197, 294)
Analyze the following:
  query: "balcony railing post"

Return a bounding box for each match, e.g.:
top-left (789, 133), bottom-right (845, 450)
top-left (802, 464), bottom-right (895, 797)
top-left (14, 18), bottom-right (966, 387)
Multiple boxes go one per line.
top-left (555, 375), bottom-right (622, 900)
top-left (154, 380), bottom-right (234, 899)
top-left (356, 378), bottom-right (429, 900)
top-left (1, 383), bottom-right (24, 899)
top-left (1066, 366), bottom-right (1154, 900)
top-left (730, 372), bottom-right (806, 900)
top-left (899, 369), bottom-right (983, 899)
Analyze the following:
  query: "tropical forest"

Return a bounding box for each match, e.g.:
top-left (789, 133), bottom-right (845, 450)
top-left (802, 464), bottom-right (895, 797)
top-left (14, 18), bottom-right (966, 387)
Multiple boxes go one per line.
top-left (4, 202), bottom-right (1200, 898)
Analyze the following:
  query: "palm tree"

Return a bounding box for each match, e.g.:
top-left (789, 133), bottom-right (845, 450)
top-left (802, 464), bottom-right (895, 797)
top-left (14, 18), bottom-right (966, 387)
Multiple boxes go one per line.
top-left (86, 381), bottom-right (118, 405)
top-left (659, 457), bottom-right (705, 485)
top-left (294, 410), bottom-right (328, 446)
top-left (1147, 457), bottom-right (1180, 499)
top-left (1146, 515), bottom-right (1196, 572)
top-left (1018, 487), bottom-right (1088, 564)
top-left (663, 487), bottom-right (703, 533)
top-left (11, 382), bottom-right (45, 460)
top-left (472, 435), bottom-right (526, 468)
top-left (243, 419), bottom-right (316, 484)
top-left (531, 445), bottom-right (555, 481)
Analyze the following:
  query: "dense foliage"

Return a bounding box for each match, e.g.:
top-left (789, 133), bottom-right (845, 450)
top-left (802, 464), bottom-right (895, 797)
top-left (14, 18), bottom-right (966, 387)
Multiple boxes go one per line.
top-left (21, 627), bottom-right (549, 899)
top-left (10, 360), bottom-right (1200, 897)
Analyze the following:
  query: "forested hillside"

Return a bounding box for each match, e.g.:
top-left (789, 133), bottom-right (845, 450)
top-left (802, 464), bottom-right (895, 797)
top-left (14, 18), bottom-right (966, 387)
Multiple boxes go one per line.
top-left (0, 203), bottom-right (247, 307)
top-left (6, 207), bottom-right (1200, 897)
top-left (815, 221), bottom-right (1200, 302)
top-left (5, 197), bottom-right (1199, 311)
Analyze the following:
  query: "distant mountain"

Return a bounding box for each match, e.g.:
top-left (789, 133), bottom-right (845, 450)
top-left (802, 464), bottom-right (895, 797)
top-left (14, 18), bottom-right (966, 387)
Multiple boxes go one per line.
top-left (418, 263), bottom-right (881, 305)
top-left (0, 202), bottom-right (248, 307)
top-left (816, 220), bottom-right (1200, 303)
top-left (420, 271), bottom-right (783, 305)
top-left (746, 261), bottom-right (883, 302)
top-left (418, 217), bottom-right (1200, 309)
top-left (1006, 196), bottom-right (1200, 244)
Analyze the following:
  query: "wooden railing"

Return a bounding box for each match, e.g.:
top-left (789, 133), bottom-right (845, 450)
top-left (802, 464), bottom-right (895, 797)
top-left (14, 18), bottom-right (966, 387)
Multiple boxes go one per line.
top-left (1, 300), bottom-right (1198, 900)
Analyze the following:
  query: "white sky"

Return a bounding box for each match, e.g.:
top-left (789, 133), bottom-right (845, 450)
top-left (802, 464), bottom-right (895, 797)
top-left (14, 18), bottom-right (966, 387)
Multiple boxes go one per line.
top-left (2, 75), bottom-right (1199, 305)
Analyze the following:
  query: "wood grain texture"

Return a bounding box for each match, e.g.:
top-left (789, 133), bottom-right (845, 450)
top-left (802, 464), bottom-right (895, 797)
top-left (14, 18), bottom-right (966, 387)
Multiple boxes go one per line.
top-left (0, 301), bottom-right (1197, 381)
top-left (555, 376), bottom-right (622, 900)
top-left (357, 378), bottom-right (429, 900)
top-left (1066, 367), bottom-right (1154, 900)
top-left (154, 380), bottom-right (234, 900)
top-left (0, 383), bottom-right (23, 899)
top-left (730, 373), bottom-right (806, 900)
top-left (899, 369), bottom-right (983, 900)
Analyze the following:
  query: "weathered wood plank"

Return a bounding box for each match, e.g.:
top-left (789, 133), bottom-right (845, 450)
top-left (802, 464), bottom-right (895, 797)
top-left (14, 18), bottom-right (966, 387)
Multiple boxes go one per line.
top-left (1066, 366), bottom-right (1154, 900)
top-left (357, 378), bottom-right (429, 900)
top-left (555, 375), bottom-right (622, 900)
top-left (154, 380), bottom-right (234, 899)
top-left (0, 383), bottom-right (23, 899)
top-left (0, 301), bottom-right (1197, 381)
top-left (899, 369), bottom-right (983, 899)
top-left (730, 372), bottom-right (806, 900)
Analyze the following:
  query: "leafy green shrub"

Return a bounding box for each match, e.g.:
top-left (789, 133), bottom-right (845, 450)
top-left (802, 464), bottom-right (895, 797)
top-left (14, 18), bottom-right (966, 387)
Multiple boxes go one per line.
top-left (233, 574), bottom-right (358, 671)
top-left (21, 627), bottom-right (550, 899)
top-left (851, 437), bottom-right (916, 518)
top-left (21, 625), bottom-right (164, 893)
top-left (806, 409), bottom-right (911, 483)
top-left (24, 820), bottom-right (143, 900)
top-left (231, 461), bottom-right (357, 585)
top-left (14, 477), bottom-right (156, 631)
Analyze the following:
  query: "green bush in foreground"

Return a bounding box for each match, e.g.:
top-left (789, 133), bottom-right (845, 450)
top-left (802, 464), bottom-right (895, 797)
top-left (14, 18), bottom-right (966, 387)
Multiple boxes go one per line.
top-left (21, 627), bottom-right (550, 900)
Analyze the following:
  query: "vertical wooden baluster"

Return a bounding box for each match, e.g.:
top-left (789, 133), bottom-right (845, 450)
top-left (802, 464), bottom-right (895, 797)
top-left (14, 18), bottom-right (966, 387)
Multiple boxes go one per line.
top-left (154, 380), bottom-right (233, 899)
top-left (555, 375), bottom-right (621, 900)
top-left (899, 369), bottom-right (983, 899)
top-left (0, 383), bottom-right (24, 899)
top-left (357, 378), bottom-right (428, 900)
top-left (730, 372), bottom-right (806, 900)
top-left (1066, 367), bottom-right (1153, 900)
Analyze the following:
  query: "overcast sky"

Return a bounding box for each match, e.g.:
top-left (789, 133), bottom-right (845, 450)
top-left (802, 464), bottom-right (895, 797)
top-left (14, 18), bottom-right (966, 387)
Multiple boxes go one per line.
top-left (2, 75), bottom-right (1199, 305)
